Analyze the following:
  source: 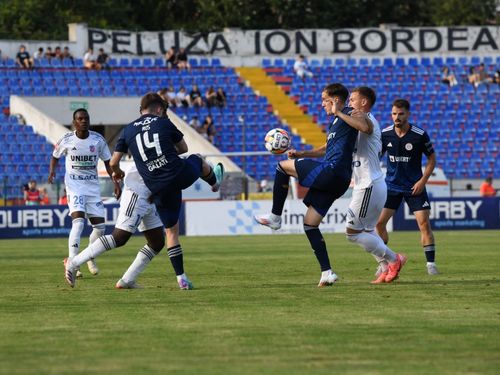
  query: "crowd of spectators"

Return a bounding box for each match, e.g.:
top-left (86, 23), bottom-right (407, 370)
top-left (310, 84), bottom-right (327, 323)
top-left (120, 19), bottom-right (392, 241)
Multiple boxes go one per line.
top-left (14, 44), bottom-right (74, 68)
top-left (157, 85), bottom-right (226, 111)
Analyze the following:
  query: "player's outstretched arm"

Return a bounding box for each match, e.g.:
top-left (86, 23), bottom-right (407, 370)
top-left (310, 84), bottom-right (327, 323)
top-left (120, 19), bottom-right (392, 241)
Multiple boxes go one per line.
top-left (48, 156), bottom-right (59, 184)
top-left (412, 153), bottom-right (436, 195)
top-left (337, 109), bottom-right (373, 134)
top-left (105, 158), bottom-right (122, 199)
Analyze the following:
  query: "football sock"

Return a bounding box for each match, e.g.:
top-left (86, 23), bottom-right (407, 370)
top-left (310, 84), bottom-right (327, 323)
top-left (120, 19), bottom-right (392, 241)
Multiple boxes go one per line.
top-left (121, 245), bottom-right (160, 284)
top-left (167, 245), bottom-right (184, 276)
top-left (271, 164), bottom-right (289, 216)
top-left (68, 218), bottom-right (85, 258)
top-left (71, 235), bottom-right (116, 268)
top-left (89, 223), bottom-right (106, 244)
top-left (304, 224), bottom-right (331, 271)
top-left (424, 244), bottom-right (436, 262)
top-left (357, 231), bottom-right (398, 263)
top-left (201, 168), bottom-right (216, 186)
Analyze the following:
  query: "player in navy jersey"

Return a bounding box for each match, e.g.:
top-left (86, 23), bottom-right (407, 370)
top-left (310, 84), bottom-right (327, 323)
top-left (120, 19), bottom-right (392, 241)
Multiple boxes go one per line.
top-left (376, 99), bottom-right (439, 275)
top-left (255, 83), bottom-right (358, 287)
top-left (64, 93), bottom-right (224, 289)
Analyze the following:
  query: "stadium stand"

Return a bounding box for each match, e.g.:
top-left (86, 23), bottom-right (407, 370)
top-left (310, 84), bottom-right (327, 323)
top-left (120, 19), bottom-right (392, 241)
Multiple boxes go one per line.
top-left (265, 56), bottom-right (499, 180)
top-left (0, 55), bottom-right (498, 201)
top-left (0, 58), bottom-right (306, 201)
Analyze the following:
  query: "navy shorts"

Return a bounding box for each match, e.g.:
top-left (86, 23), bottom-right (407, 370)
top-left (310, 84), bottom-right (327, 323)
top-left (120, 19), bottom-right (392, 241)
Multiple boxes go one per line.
top-left (295, 159), bottom-right (350, 217)
top-left (153, 154), bottom-right (202, 228)
top-left (384, 189), bottom-right (431, 213)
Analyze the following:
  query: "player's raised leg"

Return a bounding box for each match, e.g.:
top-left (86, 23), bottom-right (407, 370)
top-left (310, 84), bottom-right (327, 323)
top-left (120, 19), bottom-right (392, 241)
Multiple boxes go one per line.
top-left (255, 159), bottom-right (297, 230)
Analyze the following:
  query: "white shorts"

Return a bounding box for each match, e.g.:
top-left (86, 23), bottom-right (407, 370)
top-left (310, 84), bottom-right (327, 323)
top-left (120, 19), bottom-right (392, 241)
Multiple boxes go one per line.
top-left (114, 189), bottom-right (163, 233)
top-left (346, 179), bottom-right (387, 231)
top-left (66, 189), bottom-right (105, 218)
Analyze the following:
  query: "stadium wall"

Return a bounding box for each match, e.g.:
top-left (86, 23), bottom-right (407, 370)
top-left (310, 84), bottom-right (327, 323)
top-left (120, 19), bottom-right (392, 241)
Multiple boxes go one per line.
top-left (0, 24), bottom-right (498, 66)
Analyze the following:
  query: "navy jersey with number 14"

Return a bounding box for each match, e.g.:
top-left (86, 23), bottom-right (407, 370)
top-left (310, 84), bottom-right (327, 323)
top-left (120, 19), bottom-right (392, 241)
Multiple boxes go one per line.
top-left (381, 124), bottom-right (434, 193)
top-left (115, 114), bottom-right (185, 195)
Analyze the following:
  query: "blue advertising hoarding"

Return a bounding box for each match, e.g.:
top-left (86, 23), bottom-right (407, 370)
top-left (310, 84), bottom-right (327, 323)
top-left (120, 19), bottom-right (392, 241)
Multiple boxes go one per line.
top-left (0, 204), bottom-right (186, 239)
top-left (393, 197), bottom-right (500, 231)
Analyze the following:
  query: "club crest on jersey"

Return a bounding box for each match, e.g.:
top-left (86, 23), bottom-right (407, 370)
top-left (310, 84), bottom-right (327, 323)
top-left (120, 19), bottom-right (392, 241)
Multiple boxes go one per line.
top-left (89, 145), bottom-right (95, 152)
top-left (328, 132), bottom-right (336, 141)
top-left (405, 143), bottom-right (413, 151)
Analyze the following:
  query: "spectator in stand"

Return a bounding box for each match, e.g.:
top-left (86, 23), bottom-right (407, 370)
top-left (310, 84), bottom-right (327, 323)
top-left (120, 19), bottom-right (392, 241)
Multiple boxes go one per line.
top-left (157, 88), bottom-right (169, 105)
top-left (205, 86), bottom-right (217, 108)
top-left (441, 66), bottom-right (458, 87)
top-left (34, 47), bottom-right (44, 60)
top-left (59, 188), bottom-right (68, 205)
top-left (215, 87), bottom-right (227, 109)
top-left (495, 70), bottom-right (500, 85)
top-left (40, 188), bottom-right (51, 205)
top-left (176, 48), bottom-right (190, 70)
top-left (97, 48), bottom-right (110, 70)
top-left (479, 177), bottom-right (496, 197)
top-left (176, 86), bottom-right (191, 108)
top-left (165, 46), bottom-right (177, 68)
top-left (189, 85), bottom-right (204, 108)
top-left (83, 48), bottom-right (98, 69)
top-left (54, 46), bottom-right (63, 60)
top-left (165, 86), bottom-right (177, 108)
top-left (476, 63), bottom-right (493, 86)
top-left (468, 66), bottom-right (479, 87)
top-left (62, 47), bottom-right (74, 63)
top-left (189, 115), bottom-right (201, 130)
top-left (200, 115), bottom-right (216, 143)
top-left (44, 47), bottom-right (55, 60)
top-left (293, 54), bottom-right (313, 81)
top-left (16, 45), bottom-right (34, 69)
top-left (24, 180), bottom-right (41, 205)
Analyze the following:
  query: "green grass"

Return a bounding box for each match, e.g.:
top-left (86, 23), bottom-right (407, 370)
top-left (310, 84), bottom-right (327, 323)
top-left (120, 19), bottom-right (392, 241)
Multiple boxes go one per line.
top-left (1, 230), bottom-right (499, 375)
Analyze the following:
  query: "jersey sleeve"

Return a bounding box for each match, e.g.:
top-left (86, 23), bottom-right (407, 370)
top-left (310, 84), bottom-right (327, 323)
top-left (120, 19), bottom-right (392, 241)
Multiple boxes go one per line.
top-left (52, 135), bottom-right (67, 158)
top-left (422, 131), bottom-right (435, 156)
top-left (114, 129), bottom-right (129, 153)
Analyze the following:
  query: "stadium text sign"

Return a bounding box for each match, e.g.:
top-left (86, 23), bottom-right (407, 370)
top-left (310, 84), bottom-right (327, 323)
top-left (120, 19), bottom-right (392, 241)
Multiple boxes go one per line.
top-left (393, 198), bottom-right (500, 230)
top-left (87, 26), bottom-right (499, 56)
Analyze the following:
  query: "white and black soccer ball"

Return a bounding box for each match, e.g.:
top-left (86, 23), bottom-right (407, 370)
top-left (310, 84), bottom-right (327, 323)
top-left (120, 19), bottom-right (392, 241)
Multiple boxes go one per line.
top-left (264, 128), bottom-right (290, 155)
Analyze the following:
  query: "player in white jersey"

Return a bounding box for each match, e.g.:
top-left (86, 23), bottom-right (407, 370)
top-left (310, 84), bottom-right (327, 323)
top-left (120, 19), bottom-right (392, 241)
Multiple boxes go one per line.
top-left (49, 108), bottom-right (121, 277)
top-left (335, 87), bottom-right (406, 283)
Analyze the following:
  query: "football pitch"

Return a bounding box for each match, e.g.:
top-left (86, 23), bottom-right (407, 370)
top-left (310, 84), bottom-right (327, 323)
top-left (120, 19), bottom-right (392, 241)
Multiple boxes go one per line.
top-left (0, 230), bottom-right (499, 375)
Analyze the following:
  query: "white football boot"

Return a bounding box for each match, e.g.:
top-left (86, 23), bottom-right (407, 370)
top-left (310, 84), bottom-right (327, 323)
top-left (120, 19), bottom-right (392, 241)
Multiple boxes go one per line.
top-left (254, 213), bottom-right (282, 230)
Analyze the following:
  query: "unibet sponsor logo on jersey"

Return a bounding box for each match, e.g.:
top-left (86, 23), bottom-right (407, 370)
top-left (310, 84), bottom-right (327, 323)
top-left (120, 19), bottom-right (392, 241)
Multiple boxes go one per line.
top-left (389, 155), bottom-right (411, 162)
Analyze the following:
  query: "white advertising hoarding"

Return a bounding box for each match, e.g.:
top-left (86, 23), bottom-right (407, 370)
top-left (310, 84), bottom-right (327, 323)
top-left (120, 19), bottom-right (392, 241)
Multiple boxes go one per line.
top-left (185, 198), bottom-right (392, 236)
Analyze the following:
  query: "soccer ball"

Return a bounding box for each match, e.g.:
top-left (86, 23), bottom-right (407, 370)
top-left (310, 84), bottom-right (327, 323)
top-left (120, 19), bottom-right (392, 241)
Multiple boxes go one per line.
top-left (264, 128), bottom-right (290, 154)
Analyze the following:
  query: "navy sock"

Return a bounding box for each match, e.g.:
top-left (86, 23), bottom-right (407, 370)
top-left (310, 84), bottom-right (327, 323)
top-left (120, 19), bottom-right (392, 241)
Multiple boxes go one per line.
top-left (271, 164), bottom-right (289, 216)
top-left (424, 244), bottom-right (435, 262)
top-left (304, 224), bottom-right (331, 271)
top-left (167, 245), bottom-right (184, 276)
top-left (202, 168), bottom-right (216, 186)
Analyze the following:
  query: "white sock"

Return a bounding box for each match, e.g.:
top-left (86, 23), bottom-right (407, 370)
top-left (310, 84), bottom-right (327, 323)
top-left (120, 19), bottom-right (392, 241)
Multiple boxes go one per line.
top-left (176, 273), bottom-right (187, 281)
top-left (121, 245), bottom-right (159, 284)
top-left (321, 269), bottom-right (332, 278)
top-left (347, 231), bottom-right (397, 263)
top-left (270, 213), bottom-right (281, 221)
top-left (89, 223), bottom-right (106, 244)
top-left (71, 235), bottom-right (116, 268)
top-left (68, 218), bottom-right (85, 258)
